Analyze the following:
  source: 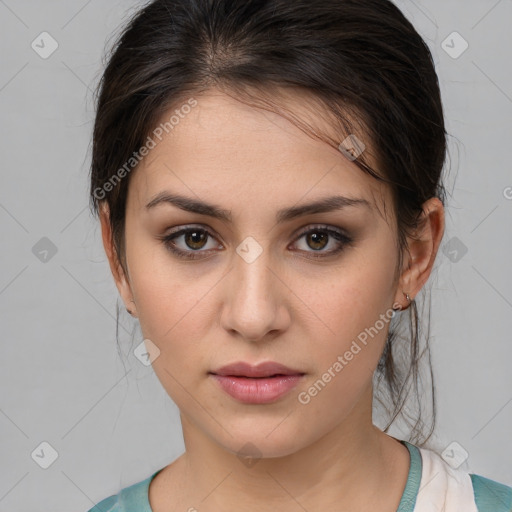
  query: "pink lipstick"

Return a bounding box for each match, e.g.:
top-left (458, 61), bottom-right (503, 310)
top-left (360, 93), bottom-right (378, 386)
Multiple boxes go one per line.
top-left (209, 361), bottom-right (305, 404)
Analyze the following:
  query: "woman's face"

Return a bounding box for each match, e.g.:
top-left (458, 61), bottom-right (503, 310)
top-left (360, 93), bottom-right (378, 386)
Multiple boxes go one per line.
top-left (113, 89), bottom-right (410, 458)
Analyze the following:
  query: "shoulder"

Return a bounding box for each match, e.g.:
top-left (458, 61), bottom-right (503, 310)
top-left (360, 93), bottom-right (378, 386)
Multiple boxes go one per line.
top-left (469, 473), bottom-right (512, 512)
top-left (414, 442), bottom-right (512, 512)
top-left (401, 441), bottom-right (512, 512)
top-left (86, 470), bottom-right (161, 512)
top-left (87, 493), bottom-right (118, 512)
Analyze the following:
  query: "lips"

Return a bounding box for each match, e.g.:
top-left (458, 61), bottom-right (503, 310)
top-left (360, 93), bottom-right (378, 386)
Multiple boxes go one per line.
top-left (210, 361), bottom-right (304, 378)
top-left (209, 361), bottom-right (305, 404)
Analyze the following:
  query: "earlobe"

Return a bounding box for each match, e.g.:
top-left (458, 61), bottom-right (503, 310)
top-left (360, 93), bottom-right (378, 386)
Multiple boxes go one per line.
top-left (394, 197), bottom-right (445, 309)
top-left (125, 299), bottom-right (137, 317)
top-left (99, 203), bottom-right (136, 316)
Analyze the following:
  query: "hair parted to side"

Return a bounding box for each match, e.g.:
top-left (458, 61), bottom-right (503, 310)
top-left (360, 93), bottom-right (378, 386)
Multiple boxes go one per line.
top-left (89, 0), bottom-right (449, 447)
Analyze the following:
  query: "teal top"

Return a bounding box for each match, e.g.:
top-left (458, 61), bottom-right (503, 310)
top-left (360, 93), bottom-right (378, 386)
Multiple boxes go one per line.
top-left (87, 441), bottom-right (512, 512)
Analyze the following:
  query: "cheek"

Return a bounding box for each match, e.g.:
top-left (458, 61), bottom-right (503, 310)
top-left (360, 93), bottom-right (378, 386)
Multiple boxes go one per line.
top-left (134, 271), bottom-right (215, 351)
top-left (305, 245), bottom-right (398, 370)
top-left (124, 225), bottom-right (213, 341)
top-left (291, 269), bottom-right (396, 431)
top-left (131, 267), bottom-right (215, 400)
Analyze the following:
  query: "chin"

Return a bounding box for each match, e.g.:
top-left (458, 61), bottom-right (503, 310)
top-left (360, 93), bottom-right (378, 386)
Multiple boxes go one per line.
top-left (215, 422), bottom-right (313, 461)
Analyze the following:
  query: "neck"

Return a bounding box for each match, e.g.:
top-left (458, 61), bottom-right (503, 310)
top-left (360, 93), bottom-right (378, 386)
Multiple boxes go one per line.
top-left (170, 388), bottom-right (408, 511)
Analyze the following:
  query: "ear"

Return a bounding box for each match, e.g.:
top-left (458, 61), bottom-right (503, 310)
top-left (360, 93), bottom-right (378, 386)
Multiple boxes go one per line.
top-left (99, 203), bottom-right (137, 317)
top-left (394, 197), bottom-right (445, 310)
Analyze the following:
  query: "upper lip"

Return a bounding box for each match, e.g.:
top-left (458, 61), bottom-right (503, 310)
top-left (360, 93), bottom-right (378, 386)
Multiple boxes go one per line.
top-left (210, 361), bottom-right (305, 378)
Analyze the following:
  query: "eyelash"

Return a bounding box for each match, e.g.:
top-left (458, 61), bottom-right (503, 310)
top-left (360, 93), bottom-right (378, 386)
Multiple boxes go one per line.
top-left (158, 224), bottom-right (353, 261)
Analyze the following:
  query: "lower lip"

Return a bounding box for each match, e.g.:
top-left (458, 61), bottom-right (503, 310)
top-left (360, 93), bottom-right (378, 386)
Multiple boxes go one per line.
top-left (210, 374), bottom-right (304, 404)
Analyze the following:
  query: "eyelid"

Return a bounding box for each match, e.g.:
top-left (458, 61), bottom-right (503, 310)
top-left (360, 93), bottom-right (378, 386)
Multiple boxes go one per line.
top-left (289, 224), bottom-right (353, 258)
top-left (163, 223), bottom-right (348, 245)
top-left (165, 224), bottom-right (224, 245)
top-left (159, 222), bottom-right (353, 261)
top-left (291, 223), bottom-right (348, 241)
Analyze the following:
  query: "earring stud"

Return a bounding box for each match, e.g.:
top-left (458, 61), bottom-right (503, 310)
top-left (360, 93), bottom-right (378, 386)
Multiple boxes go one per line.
top-left (392, 291), bottom-right (412, 314)
top-left (126, 299), bottom-right (136, 316)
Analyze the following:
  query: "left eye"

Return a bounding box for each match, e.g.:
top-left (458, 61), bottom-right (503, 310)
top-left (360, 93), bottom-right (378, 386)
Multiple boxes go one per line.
top-left (291, 225), bottom-right (353, 258)
top-left (160, 224), bottom-right (352, 260)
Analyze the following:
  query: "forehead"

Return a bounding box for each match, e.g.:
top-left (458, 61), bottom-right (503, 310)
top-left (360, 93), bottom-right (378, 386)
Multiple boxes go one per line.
top-left (128, 89), bottom-right (391, 221)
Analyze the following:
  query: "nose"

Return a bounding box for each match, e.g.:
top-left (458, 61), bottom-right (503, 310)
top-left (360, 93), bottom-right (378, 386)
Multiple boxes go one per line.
top-left (220, 243), bottom-right (291, 343)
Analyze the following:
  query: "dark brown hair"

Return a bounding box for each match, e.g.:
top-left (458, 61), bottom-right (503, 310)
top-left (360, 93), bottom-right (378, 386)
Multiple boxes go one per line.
top-left (89, 0), bottom-right (449, 447)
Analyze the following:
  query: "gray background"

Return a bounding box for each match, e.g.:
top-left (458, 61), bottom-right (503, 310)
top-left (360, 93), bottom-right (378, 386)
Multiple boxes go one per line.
top-left (0, 0), bottom-right (511, 510)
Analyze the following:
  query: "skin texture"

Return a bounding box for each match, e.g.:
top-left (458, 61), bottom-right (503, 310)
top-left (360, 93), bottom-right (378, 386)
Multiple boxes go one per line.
top-left (100, 88), bottom-right (445, 511)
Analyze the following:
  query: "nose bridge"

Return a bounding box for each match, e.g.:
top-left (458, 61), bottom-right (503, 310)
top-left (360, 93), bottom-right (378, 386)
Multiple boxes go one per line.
top-left (221, 236), bottom-right (283, 340)
top-left (233, 236), bottom-right (274, 306)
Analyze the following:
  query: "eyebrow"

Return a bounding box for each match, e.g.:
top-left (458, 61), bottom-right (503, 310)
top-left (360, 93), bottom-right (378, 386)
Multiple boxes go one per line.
top-left (145, 191), bottom-right (372, 224)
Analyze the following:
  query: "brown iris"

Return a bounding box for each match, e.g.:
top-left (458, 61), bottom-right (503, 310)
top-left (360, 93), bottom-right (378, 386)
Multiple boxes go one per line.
top-left (306, 231), bottom-right (328, 251)
top-left (184, 230), bottom-right (209, 250)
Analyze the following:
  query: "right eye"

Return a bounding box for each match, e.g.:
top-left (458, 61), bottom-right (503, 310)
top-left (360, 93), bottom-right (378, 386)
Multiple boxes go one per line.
top-left (159, 225), bottom-right (223, 260)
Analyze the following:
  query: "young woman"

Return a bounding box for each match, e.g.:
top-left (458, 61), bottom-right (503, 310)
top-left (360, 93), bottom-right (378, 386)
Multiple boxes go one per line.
top-left (87, 0), bottom-right (512, 510)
